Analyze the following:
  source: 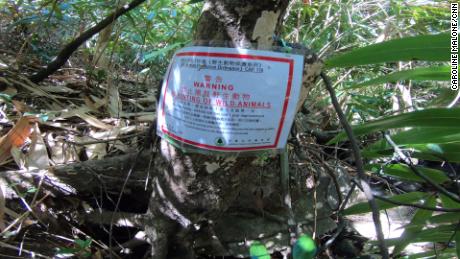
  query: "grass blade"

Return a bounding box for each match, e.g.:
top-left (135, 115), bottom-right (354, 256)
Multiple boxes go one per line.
top-left (348, 66), bottom-right (450, 90)
top-left (343, 192), bottom-right (427, 215)
top-left (325, 33), bottom-right (449, 68)
top-left (329, 108), bottom-right (460, 144)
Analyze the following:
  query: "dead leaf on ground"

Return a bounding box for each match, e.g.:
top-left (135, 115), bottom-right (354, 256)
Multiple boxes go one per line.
top-left (0, 86), bottom-right (17, 96)
top-left (48, 107), bottom-right (113, 130)
top-left (25, 124), bottom-right (50, 170)
top-left (46, 134), bottom-right (80, 165)
top-left (0, 183), bottom-right (5, 231)
top-left (107, 84), bottom-right (122, 117)
top-left (11, 100), bottom-right (30, 113)
top-left (10, 146), bottom-right (25, 169)
top-left (0, 116), bottom-right (38, 164)
top-left (77, 112), bottom-right (113, 130)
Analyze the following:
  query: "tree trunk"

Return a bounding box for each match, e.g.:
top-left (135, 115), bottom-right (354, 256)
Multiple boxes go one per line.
top-left (145, 1), bottom-right (325, 258)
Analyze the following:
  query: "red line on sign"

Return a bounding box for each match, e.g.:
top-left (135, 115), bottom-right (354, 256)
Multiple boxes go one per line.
top-left (176, 52), bottom-right (292, 63)
top-left (274, 60), bottom-right (294, 146)
top-left (162, 125), bottom-right (274, 151)
top-left (161, 51), bottom-right (295, 151)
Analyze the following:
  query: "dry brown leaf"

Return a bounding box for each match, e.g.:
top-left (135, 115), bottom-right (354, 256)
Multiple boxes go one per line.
top-left (77, 112), bottom-right (113, 130)
top-left (40, 85), bottom-right (79, 94)
top-left (92, 249), bottom-right (103, 259)
top-left (112, 140), bottom-right (129, 152)
top-left (75, 135), bottom-right (107, 160)
top-left (47, 134), bottom-right (80, 165)
top-left (0, 183), bottom-right (5, 231)
top-left (49, 106), bottom-right (91, 120)
top-left (89, 95), bottom-right (106, 109)
top-left (25, 124), bottom-right (50, 170)
top-left (10, 146), bottom-right (25, 169)
top-left (107, 85), bottom-right (122, 117)
top-left (8, 78), bottom-right (61, 105)
top-left (0, 77), bottom-right (12, 87)
top-left (49, 107), bottom-right (113, 130)
top-left (11, 100), bottom-right (30, 113)
top-left (0, 86), bottom-right (17, 96)
top-left (0, 116), bottom-right (38, 163)
top-left (83, 95), bottom-right (100, 111)
top-left (135, 113), bottom-right (156, 122)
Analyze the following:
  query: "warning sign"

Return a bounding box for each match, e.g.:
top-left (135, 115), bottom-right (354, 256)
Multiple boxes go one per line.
top-left (157, 46), bottom-right (304, 151)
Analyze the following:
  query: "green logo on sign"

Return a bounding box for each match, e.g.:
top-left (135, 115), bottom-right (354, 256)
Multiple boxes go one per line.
top-left (215, 137), bottom-right (225, 146)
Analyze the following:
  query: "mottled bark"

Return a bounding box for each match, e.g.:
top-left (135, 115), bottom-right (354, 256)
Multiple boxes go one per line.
top-left (194, 0), bottom-right (290, 48)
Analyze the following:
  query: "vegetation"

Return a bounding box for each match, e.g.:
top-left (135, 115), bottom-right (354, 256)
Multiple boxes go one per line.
top-left (0, 0), bottom-right (456, 258)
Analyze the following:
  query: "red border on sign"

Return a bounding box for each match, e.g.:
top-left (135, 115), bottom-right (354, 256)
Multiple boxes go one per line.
top-left (160, 51), bottom-right (294, 151)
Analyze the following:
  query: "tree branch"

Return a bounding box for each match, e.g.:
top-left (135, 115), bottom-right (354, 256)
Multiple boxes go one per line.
top-left (321, 72), bottom-right (389, 259)
top-left (28, 0), bottom-right (148, 83)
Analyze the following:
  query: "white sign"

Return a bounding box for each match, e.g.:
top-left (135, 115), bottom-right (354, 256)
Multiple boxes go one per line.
top-left (157, 46), bottom-right (304, 151)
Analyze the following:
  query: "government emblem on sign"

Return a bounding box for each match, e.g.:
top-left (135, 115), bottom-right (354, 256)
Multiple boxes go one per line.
top-left (215, 137), bottom-right (225, 146)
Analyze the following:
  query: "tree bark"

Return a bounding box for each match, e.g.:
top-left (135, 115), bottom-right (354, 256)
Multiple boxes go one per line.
top-left (0, 150), bottom-right (154, 200)
top-left (145, 1), bottom-right (324, 258)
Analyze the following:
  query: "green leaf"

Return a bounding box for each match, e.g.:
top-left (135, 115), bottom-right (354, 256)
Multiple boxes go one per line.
top-left (56, 247), bottom-right (80, 255)
top-left (392, 195), bottom-right (436, 255)
top-left (26, 187), bottom-right (38, 193)
top-left (329, 108), bottom-right (460, 144)
top-left (142, 42), bottom-right (182, 63)
top-left (0, 93), bottom-right (13, 103)
top-left (348, 66), bottom-right (450, 90)
top-left (405, 213), bottom-right (460, 229)
top-left (52, 3), bottom-right (63, 20)
top-left (440, 194), bottom-right (460, 209)
top-left (363, 143), bottom-right (460, 163)
top-left (325, 33), bottom-right (450, 68)
top-left (409, 143), bottom-right (460, 162)
top-left (74, 238), bottom-right (92, 249)
top-left (366, 163), bottom-right (449, 184)
top-left (343, 192), bottom-right (428, 215)
top-left (384, 224), bottom-right (459, 245)
top-left (401, 248), bottom-right (457, 259)
top-left (456, 231), bottom-right (460, 259)
top-left (293, 235), bottom-right (317, 259)
top-left (364, 128), bottom-right (460, 152)
top-left (413, 224), bottom-right (458, 241)
top-left (249, 241), bottom-right (270, 259)
top-left (188, 0), bottom-right (204, 4)
top-left (428, 213), bottom-right (460, 224)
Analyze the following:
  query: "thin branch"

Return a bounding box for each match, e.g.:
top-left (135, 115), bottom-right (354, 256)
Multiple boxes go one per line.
top-left (319, 217), bottom-right (346, 252)
top-left (0, 241), bottom-right (51, 259)
top-left (383, 134), bottom-right (460, 204)
top-left (338, 182), bottom-right (357, 212)
top-left (64, 132), bottom-right (142, 146)
top-left (321, 72), bottom-right (389, 259)
top-left (28, 0), bottom-right (148, 83)
top-left (308, 151), bottom-right (343, 208)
